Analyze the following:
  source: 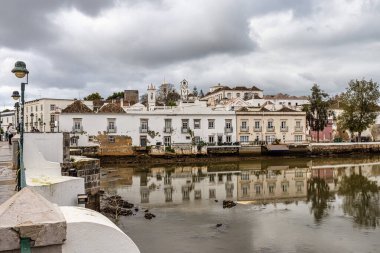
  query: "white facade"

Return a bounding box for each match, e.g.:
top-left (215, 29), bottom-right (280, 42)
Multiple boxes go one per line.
top-left (0, 110), bottom-right (16, 134)
top-left (24, 98), bottom-right (93, 133)
top-left (59, 101), bottom-right (237, 147)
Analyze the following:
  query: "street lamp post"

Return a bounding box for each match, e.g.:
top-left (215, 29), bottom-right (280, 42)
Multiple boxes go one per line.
top-left (15, 102), bottom-right (20, 133)
top-left (11, 61), bottom-right (29, 190)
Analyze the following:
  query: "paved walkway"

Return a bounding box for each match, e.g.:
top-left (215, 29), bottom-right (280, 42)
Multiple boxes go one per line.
top-left (0, 141), bottom-right (16, 205)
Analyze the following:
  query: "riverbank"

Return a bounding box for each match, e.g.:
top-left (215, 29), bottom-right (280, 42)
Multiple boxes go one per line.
top-left (76, 142), bottom-right (380, 167)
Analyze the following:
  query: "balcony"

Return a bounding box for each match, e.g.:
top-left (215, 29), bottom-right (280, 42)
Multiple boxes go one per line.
top-left (280, 126), bottom-right (288, 132)
top-left (240, 126), bottom-right (249, 132)
top-left (107, 126), bottom-right (117, 133)
top-left (163, 127), bottom-right (173, 133)
top-left (181, 127), bottom-right (190, 134)
top-left (139, 126), bottom-right (148, 133)
top-left (224, 126), bottom-right (233, 133)
top-left (294, 126), bottom-right (303, 132)
top-left (266, 126), bottom-right (275, 132)
top-left (254, 126), bottom-right (262, 132)
top-left (72, 126), bottom-right (83, 133)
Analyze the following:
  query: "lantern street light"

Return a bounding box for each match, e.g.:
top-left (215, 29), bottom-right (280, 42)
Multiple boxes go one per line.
top-left (11, 61), bottom-right (29, 190)
top-left (12, 91), bottom-right (21, 133)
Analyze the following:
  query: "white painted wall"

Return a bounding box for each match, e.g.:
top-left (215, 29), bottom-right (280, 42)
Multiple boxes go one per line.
top-left (23, 132), bottom-right (85, 206)
top-left (61, 206), bottom-right (140, 253)
top-left (59, 103), bottom-right (237, 147)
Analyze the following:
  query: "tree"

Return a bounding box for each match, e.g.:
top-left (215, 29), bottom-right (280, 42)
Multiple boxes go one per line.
top-left (83, 92), bottom-right (103, 101)
top-left (338, 79), bottom-right (380, 142)
top-left (305, 84), bottom-right (330, 142)
top-left (107, 92), bottom-right (124, 100)
top-left (140, 93), bottom-right (148, 106)
top-left (192, 86), bottom-right (198, 97)
top-left (199, 89), bottom-right (205, 98)
top-left (156, 83), bottom-right (180, 106)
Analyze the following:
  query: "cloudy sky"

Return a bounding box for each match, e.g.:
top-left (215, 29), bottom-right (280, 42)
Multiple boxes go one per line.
top-left (1, 0), bottom-right (380, 108)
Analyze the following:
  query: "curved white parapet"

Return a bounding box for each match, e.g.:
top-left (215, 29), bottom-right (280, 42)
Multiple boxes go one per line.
top-left (60, 206), bottom-right (140, 253)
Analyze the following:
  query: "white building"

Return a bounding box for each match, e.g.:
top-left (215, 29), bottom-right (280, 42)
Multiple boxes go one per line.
top-left (0, 110), bottom-right (16, 134)
top-left (24, 98), bottom-right (93, 132)
top-left (59, 100), bottom-right (237, 147)
top-left (201, 84), bottom-right (264, 106)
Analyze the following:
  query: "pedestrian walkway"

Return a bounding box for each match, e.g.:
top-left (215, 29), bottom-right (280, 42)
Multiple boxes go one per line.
top-left (0, 141), bottom-right (16, 205)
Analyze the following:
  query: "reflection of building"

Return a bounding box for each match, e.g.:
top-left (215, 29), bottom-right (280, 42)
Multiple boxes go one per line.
top-left (237, 167), bottom-right (309, 203)
top-left (115, 166), bottom-right (239, 205)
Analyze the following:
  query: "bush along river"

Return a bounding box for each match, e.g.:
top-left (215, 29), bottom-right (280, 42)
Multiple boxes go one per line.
top-left (100, 156), bottom-right (380, 253)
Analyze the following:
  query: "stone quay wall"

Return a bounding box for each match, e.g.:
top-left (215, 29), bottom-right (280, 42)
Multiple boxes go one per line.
top-left (309, 142), bottom-right (380, 154)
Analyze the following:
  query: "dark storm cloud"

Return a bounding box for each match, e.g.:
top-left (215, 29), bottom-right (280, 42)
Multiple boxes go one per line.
top-left (1, 0), bottom-right (380, 107)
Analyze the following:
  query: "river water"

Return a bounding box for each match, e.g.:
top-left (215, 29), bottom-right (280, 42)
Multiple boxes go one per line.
top-left (101, 156), bottom-right (380, 253)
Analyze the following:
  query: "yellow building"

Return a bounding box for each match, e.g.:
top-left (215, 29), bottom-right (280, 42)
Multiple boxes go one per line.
top-left (236, 107), bottom-right (307, 144)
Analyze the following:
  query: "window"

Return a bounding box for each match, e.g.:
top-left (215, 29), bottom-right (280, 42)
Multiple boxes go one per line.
top-left (108, 136), bottom-right (115, 143)
top-left (288, 102), bottom-right (291, 106)
top-left (241, 172), bottom-right (249, 180)
top-left (236, 93), bottom-right (240, 98)
top-left (73, 118), bottom-right (82, 132)
top-left (88, 136), bottom-right (96, 142)
top-left (26, 107), bottom-right (28, 113)
top-left (296, 182), bottom-right (304, 193)
top-left (194, 119), bottom-right (201, 129)
top-left (268, 184), bottom-right (275, 194)
top-left (194, 136), bottom-right (200, 144)
top-left (241, 121), bottom-right (247, 129)
top-left (40, 105), bottom-right (43, 111)
top-left (208, 119), bottom-right (215, 129)
top-left (296, 121), bottom-right (301, 128)
top-left (240, 135), bottom-right (249, 143)
top-left (140, 119), bottom-right (148, 132)
top-left (218, 174), bottom-right (223, 182)
top-left (50, 104), bottom-right (55, 111)
top-left (107, 118), bottom-right (116, 132)
top-left (281, 121), bottom-right (286, 129)
top-left (31, 106), bottom-right (33, 112)
top-left (267, 121), bottom-right (273, 129)
top-left (295, 170), bottom-right (303, 178)
top-left (209, 174), bottom-right (215, 183)
top-left (35, 105), bottom-right (38, 112)
top-left (242, 185), bottom-right (249, 197)
top-left (209, 189), bottom-right (216, 199)
top-left (227, 174), bottom-right (232, 181)
top-left (282, 182), bottom-right (289, 193)
top-left (164, 119), bottom-right (172, 133)
top-left (208, 135), bottom-right (215, 144)
top-left (165, 188), bottom-right (172, 202)
top-left (255, 184), bottom-right (261, 195)
top-left (194, 190), bottom-right (202, 200)
top-left (226, 135), bottom-right (231, 143)
top-left (70, 136), bottom-right (78, 146)
top-left (295, 135), bottom-right (303, 142)
top-left (225, 120), bottom-right (232, 129)
top-left (182, 119), bottom-right (189, 133)
top-left (164, 136), bottom-right (171, 146)
top-left (254, 121), bottom-right (260, 129)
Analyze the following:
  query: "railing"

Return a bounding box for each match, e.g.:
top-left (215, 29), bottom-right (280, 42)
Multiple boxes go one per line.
top-left (266, 126), bottom-right (275, 132)
top-left (240, 126), bottom-right (249, 132)
top-left (72, 126), bottom-right (83, 133)
top-left (163, 127), bottom-right (173, 133)
top-left (280, 126), bottom-right (288, 132)
top-left (224, 127), bottom-right (233, 133)
top-left (181, 127), bottom-right (190, 134)
top-left (254, 126), bottom-right (262, 132)
top-left (107, 126), bottom-right (117, 133)
top-left (294, 126), bottom-right (303, 132)
top-left (139, 127), bottom-right (148, 133)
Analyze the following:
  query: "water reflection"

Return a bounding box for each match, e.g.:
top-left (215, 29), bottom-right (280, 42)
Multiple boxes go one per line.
top-left (102, 159), bottom-right (380, 228)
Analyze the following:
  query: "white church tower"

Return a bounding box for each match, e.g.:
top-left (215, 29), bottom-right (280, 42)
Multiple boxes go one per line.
top-left (180, 79), bottom-right (189, 101)
top-left (147, 83), bottom-right (156, 111)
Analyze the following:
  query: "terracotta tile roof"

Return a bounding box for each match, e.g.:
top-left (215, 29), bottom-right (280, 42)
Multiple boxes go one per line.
top-left (204, 85), bottom-right (262, 97)
top-left (98, 103), bottom-right (126, 113)
top-left (62, 100), bottom-right (93, 113)
top-left (276, 106), bottom-right (297, 112)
